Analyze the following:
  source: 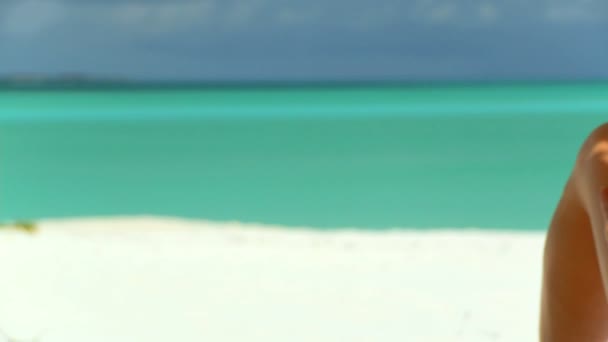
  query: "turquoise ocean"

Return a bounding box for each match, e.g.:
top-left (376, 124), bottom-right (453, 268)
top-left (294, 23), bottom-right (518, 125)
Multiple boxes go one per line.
top-left (1, 82), bottom-right (607, 230)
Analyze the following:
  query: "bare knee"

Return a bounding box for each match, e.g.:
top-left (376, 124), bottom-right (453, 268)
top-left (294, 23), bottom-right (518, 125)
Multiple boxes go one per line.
top-left (575, 123), bottom-right (608, 169)
top-left (580, 123), bottom-right (608, 154)
top-left (573, 123), bottom-right (608, 206)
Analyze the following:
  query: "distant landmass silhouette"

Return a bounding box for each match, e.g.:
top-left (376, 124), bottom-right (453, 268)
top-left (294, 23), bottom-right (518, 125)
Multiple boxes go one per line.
top-left (0, 73), bottom-right (131, 88)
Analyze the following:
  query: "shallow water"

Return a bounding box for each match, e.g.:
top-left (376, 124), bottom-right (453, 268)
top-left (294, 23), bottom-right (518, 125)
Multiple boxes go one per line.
top-left (1, 83), bottom-right (606, 229)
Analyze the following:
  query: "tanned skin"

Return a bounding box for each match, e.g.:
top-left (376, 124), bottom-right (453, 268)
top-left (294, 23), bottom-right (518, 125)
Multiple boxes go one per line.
top-left (541, 123), bottom-right (608, 341)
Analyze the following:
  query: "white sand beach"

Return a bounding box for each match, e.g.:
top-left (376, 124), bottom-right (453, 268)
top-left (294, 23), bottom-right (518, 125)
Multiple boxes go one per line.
top-left (0, 217), bottom-right (545, 341)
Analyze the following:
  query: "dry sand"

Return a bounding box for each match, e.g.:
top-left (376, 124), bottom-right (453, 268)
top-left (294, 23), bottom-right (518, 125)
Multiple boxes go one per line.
top-left (0, 217), bottom-right (545, 341)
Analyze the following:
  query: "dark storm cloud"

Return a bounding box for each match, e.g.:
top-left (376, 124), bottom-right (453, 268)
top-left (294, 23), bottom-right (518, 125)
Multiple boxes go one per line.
top-left (1, 0), bottom-right (607, 80)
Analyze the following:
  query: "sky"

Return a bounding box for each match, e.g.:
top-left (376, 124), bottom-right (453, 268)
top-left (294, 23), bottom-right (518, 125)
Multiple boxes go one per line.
top-left (0, 0), bottom-right (607, 81)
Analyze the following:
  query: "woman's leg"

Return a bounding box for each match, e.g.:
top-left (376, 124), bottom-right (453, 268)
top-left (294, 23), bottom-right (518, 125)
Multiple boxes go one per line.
top-left (541, 124), bottom-right (608, 341)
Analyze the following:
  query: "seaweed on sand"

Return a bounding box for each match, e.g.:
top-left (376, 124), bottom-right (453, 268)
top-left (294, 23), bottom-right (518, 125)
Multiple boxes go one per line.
top-left (0, 221), bottom-right (38, 234)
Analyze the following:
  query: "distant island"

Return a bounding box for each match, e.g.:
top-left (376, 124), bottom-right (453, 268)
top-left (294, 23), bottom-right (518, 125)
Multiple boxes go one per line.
top-left (1, 73), bottom-right (608, 90)
top-left (0, 73), bottom-right (132, 88)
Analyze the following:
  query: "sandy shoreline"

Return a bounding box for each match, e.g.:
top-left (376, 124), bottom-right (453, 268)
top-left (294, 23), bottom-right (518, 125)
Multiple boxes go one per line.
top-left (0, 217), bottom-right (545, 341)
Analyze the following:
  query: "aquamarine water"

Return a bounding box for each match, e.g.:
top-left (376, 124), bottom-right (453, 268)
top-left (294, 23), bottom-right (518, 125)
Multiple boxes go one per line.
top-left (1, 83), bottom-right (607, 230)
